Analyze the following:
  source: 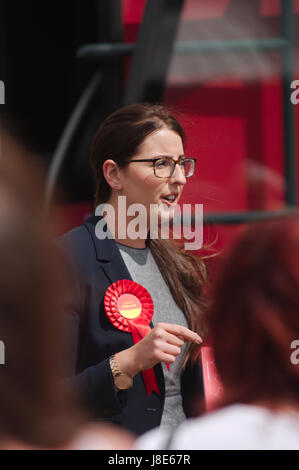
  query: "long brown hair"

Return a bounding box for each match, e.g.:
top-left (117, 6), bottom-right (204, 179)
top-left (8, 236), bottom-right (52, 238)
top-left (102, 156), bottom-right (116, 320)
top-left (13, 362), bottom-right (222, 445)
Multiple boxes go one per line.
top-left (90, 103), bottom-right (207, 364)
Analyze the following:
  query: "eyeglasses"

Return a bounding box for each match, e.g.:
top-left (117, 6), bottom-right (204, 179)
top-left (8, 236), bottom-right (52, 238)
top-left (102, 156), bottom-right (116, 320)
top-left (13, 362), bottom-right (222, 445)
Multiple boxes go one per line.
top-left (123, 156), bottom-right (196, 179)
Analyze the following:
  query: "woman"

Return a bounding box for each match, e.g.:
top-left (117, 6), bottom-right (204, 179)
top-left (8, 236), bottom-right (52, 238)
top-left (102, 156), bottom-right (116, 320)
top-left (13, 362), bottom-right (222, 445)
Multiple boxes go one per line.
top-left (58, 103), bottom-right (207, 436)
top-left (137, 216), bottom-right (299, 449)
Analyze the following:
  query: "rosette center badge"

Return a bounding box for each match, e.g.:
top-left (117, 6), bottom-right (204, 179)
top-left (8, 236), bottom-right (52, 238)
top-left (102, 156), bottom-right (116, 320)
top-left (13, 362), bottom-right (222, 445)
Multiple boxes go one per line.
top-left (117, 294), bottom-right (142, 319)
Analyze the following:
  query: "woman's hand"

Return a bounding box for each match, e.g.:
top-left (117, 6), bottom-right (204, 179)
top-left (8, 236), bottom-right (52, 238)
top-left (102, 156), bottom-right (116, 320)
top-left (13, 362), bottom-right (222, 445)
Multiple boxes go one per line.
top-left (116, 322), bottom-right (202, 378)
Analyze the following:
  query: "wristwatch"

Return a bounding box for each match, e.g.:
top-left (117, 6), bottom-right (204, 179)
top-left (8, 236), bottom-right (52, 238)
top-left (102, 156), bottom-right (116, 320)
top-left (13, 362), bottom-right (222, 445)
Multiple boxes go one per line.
top-left (109, 354), bottom-right (133, 390)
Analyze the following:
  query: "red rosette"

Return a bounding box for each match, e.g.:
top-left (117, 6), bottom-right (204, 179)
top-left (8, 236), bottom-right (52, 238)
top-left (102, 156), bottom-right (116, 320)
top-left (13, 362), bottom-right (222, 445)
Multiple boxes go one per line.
top-left (104, 280), bottom-right (161, 396)
top-left (104, 279), bottom-right (153, 332)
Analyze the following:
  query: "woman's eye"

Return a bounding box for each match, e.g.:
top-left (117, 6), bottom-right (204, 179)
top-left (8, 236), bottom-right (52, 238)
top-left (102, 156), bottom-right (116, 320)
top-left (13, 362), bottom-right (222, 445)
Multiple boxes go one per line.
top-left (156, 159), bottom-right (171, 168)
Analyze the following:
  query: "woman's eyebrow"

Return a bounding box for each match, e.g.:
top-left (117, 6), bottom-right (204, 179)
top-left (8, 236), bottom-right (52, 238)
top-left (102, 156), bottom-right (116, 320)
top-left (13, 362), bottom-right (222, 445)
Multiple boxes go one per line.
top-left (156, 154), bottom-right (185, 159)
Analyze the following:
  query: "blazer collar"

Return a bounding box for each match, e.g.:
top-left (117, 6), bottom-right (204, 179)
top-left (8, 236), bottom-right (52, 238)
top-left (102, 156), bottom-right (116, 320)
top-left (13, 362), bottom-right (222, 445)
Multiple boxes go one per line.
top-left (84, 214), bottom-right (120, 262)
top-left (84, 214), bottom-right (132, 284)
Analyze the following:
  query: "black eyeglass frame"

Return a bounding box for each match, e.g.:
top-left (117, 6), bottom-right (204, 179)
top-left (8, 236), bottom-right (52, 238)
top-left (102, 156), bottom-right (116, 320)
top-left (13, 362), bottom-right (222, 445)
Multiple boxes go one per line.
top-left (122, 156), bottom-right (197, 179)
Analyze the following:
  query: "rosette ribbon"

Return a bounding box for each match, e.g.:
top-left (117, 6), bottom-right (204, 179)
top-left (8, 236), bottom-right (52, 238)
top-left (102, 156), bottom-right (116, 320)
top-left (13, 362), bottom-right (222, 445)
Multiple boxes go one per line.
top-left (104, 279), bottom-right (169, 396)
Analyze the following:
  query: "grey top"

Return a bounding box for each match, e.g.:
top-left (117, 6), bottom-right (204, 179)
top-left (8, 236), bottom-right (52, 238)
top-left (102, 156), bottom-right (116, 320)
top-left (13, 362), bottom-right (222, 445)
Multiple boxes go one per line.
top-left (116, 242), bottom-right (188, 429)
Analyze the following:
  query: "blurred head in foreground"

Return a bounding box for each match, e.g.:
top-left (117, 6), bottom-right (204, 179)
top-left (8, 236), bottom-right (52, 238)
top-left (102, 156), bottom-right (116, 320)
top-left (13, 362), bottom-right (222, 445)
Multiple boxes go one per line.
top-left (0, 129), bottom-right (135, 449)
top-left (209, 215), bottom-right (299, 411)
top-left (0, 152), bottom-right (86, 448)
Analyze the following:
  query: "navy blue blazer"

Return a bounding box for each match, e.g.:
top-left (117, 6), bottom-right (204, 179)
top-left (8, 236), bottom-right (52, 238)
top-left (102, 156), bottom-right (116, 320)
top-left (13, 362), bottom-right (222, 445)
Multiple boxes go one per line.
top-left (57, 215), bottom-right (204, 436)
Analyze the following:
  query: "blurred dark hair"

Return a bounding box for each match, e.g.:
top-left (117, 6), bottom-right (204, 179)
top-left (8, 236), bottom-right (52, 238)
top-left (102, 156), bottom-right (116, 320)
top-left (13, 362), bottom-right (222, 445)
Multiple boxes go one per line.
top-left (208, 216), bottom-right (299, 409)
top-left (0, 151), bottom-right (84, 448)
top-left (90, 103), bottom-right (207, 365)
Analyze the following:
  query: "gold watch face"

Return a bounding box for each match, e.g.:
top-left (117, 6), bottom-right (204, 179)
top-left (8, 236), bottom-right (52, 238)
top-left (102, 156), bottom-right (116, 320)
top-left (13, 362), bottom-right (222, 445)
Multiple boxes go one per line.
top-left (114, 373), bottom-right (133, 390)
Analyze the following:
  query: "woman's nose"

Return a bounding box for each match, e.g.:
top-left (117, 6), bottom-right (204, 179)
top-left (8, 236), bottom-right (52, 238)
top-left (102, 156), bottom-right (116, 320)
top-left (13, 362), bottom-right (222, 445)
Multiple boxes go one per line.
top-left (169, 163), bottom-right (187, 185)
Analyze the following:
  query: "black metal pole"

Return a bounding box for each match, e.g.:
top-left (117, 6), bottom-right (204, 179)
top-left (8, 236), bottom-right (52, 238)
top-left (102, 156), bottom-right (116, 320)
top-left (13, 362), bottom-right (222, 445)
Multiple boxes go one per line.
top-left (123, 0), bottom-right (185, 105)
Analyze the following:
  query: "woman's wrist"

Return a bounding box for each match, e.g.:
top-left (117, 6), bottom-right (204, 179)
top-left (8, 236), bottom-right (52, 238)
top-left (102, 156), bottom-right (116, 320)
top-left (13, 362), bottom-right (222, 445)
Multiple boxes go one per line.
top-left (115, 346), bottom-right (141, 378)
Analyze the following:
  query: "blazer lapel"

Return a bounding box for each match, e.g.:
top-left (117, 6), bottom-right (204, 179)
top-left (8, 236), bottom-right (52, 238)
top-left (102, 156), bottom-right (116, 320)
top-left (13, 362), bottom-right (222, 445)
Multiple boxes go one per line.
top-left (84, 214), bottom-right (133, 285)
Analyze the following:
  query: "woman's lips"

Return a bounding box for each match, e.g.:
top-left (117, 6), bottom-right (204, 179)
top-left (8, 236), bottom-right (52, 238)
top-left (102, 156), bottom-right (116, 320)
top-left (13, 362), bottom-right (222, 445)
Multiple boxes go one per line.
top-left (160, 195), bottom-right (179, 207)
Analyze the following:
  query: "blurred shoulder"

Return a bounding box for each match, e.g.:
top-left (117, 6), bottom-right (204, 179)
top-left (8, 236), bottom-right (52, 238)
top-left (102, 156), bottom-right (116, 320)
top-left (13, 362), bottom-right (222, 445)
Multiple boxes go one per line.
top-left (55, 223), bottom-right (97, 282)
top-left (135, 405), bottom-right (257, 450)
top-left (70, 423), bottom-right (136, 450)
top-left (57, 224), bottom-right (90, 252)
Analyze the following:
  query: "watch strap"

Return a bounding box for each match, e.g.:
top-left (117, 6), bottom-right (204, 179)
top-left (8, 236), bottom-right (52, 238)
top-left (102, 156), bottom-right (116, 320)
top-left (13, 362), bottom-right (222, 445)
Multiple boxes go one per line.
top-left (109, 354), bottom-right (122, 377)
top-left (109, 354), bottom-right (132, 379)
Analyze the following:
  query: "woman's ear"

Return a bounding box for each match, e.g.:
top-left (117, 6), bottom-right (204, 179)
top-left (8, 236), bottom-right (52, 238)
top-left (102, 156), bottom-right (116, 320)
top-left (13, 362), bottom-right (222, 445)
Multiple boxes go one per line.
top-left (102, 160), bottom-right (123, 191)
